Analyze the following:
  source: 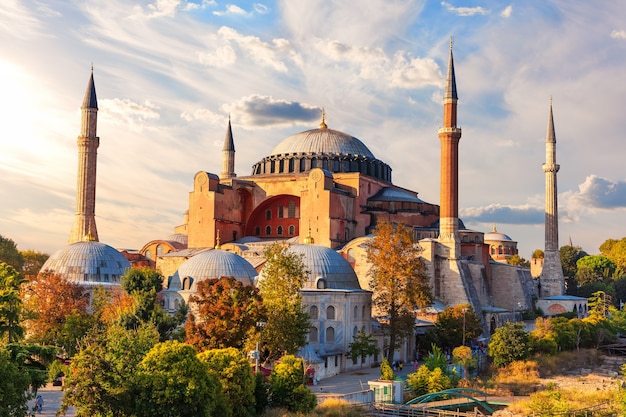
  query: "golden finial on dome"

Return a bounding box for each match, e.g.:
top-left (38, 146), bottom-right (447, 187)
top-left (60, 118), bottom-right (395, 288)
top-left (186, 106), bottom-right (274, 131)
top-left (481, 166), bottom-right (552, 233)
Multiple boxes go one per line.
top-left (84, 225), bottom-right (96, 241)
top-left (492, 224), bottom-right (497, 232)
top-left (215, 229), bottom-right (221, 249)
top-left (319, 108), bottom-right (327, 130)
top-left (303, 222), bottom-right (315, 244)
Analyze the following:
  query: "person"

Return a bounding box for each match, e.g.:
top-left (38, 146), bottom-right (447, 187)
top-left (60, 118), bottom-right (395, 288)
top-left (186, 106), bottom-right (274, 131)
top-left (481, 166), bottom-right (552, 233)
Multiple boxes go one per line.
top-left (35, 394), bottom-right (43, 413)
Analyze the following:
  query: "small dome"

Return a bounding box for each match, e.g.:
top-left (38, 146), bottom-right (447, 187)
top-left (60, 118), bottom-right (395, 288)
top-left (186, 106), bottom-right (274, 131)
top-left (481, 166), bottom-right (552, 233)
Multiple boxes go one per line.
top-left (176, 249), bottom-right (257, 289)
top-left (166, 234), bottom-right (188, 246)
top-left (41, 241), bottom-right (130, 286)
top-left (269, 128), bottom-right (376, 158)
top-left (484, 226), bottom-right (513, 242)
top-left (287, 244), bottom-right (361, 290)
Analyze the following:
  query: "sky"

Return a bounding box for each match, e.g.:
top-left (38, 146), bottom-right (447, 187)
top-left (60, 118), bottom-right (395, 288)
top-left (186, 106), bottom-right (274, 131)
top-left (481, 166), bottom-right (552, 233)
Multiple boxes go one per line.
top-left (1, 0), bottom-right (625, 259)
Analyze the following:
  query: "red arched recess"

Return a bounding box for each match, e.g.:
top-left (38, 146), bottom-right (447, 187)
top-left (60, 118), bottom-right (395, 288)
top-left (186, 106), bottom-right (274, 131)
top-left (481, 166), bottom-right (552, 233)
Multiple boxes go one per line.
top-left (245, 195), bottom-right (300, 238)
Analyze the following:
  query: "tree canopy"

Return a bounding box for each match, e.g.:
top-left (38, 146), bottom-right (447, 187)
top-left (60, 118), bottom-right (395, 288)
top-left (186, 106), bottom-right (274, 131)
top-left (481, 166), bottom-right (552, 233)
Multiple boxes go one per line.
top-left (20, 250), bottom-right (49, 279)
top-left (258, 243), bottom-right (310, 360)
top-left (0, 235), bottom-right (23, 272)
top-left (432, 303), bottom-right (482, 349)
top-left (599, 237), bottom-right (626, 273)
top-left (0, 262), bottom-right (25, 344)
top-left (367, 222), bottom-right (432, 362)
top-left (575, 255), bottom-right (617, 285)
top-left (489, 321), bottom-right (531, 368)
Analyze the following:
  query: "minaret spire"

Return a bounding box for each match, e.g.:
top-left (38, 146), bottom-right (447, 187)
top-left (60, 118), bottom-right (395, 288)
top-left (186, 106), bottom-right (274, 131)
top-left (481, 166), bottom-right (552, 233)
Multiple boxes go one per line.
top-left (69, 68), bottom-right (100, 244)
top-left (437, 37), bottom-right (462, 258)
top-left (220, 115), bottom-right (236, 180)
top-left (540, 98), bottom-right (565, 296)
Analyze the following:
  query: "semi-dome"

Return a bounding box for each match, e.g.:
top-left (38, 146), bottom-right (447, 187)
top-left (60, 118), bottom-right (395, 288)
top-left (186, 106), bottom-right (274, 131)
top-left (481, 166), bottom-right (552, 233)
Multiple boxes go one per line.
top-left (40, 241), bottom-right (130, 286)
top-left (484, 225), bottom-right (513, 242)
top-left (287, 244), bottom-right (361, 290)
top-left (166, 233), bottom-right (188, 246)
top-left (251, 118), bottom-right (392, 182)
top-left (175, 249), bottom-right (257, 289)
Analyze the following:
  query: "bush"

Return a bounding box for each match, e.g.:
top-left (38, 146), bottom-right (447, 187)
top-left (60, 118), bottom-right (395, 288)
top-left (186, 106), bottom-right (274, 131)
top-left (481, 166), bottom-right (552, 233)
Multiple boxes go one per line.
top-left (495, 360), bottom-right (540, 395)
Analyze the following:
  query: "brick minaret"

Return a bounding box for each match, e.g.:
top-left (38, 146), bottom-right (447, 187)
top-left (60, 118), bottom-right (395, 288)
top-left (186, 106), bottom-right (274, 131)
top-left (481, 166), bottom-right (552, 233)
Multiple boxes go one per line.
top-left (438, 39), bottom-right (462, 259)
top-left (540, 99), bottom-right (565, 296)
top-left (220, 115), bottom-right (236, 180)
top-left (68, 69), bottom-right (99, 243)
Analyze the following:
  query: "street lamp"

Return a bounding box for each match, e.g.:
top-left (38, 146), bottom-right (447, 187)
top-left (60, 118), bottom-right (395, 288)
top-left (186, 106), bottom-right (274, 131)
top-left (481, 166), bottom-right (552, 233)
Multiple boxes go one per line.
top-left (462, 308), bottom-right (467, 346)
top-left (255, 321), bottom-right (266, 374)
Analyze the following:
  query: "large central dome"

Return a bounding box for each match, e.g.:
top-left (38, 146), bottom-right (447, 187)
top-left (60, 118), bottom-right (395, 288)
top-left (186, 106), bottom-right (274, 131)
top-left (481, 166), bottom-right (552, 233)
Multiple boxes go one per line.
top-left (269, 128), bottom-right (376, 159)
top-left (251, 118), bottom-right (392, 182)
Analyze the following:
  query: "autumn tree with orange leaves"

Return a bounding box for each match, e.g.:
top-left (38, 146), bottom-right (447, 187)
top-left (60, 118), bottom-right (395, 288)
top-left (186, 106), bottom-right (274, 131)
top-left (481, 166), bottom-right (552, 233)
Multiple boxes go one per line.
top-left (186, 276), bottom-right (266, 352)
top-left (367, 222), bottom-right (432, 363)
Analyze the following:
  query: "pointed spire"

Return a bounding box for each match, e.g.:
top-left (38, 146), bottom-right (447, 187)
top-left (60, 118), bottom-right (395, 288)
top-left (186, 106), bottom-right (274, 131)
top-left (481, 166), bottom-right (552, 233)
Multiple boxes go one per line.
top-left (444, 37), bottom-right (458, 100)
top-left (546, 97), bottom-right (556, 143)
top-left (222, 114), bottom-right (235, 152)
top-left (82, 66), bottom-right (98, 110)
top-left (318, 108), bottom-right (327, 129)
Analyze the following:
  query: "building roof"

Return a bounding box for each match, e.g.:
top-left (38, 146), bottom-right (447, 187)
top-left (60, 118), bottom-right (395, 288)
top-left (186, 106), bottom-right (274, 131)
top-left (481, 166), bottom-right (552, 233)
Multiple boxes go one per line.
top-left (175, 248), bottom-right (258, 288)
top-left (40, 241), bottom-right (130, 286)
top-left (268, 127), bottom-right (375, 158)
top-left (287, 244), bottom-right (361, 290)
top-left (368, 187), bottom-right (426, 203)
top-left (484, 225), bottom-right (513, 242)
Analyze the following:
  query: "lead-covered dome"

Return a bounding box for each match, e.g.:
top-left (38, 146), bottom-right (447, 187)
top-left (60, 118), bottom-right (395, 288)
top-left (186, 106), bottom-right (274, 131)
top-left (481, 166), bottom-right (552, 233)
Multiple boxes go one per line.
top-left (251, 119), bottom-right (392, 182)
top-left (40, 241), bottom-right (130, 286)
top-left (484, 225), bottom-right (513, 242)
top-left (175, 249), bottom-right (257, 290)
top-left (287, 244), bottom-right (361, 290)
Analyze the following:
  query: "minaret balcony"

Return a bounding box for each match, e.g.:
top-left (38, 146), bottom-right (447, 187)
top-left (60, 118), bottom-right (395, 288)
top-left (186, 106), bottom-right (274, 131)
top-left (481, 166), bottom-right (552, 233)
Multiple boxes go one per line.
top-left (438, 127), bottom-right (462, 134)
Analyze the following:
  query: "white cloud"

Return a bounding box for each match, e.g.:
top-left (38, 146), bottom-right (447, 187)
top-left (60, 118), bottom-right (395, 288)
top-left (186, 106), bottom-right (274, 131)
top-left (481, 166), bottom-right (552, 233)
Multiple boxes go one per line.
top-left (500, 5), bottom-right (513, 18)
top-left (213, 4), bottom-right (250, 17)
top-left (610, 29), bottom-right (626, 39)
top-left (568, 175), bottom-right (626, 209)
top-left (223, 95), bottom-right (320, 128)
top-left (441, 1), bottom-right (489, 17)
top-left (254, 3), bottom-right (270, 15)
top-left (180, 108), bottom-right (223, 123)
top-left (100, 98), bottom-right (160, 129)
top-left (0, 0), bottom-right (43, 39)
top-left (198, 43), bottom-right (237, 67)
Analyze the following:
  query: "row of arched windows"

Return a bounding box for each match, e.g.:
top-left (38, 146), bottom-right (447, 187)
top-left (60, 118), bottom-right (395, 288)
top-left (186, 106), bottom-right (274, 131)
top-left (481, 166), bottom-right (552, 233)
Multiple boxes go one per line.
top-left (309, 304), bottom-right (368, 320)
top-left (264, 201), bottom-right (297, 220)
top-left (309, 326), bottom-right (334, 343)
top-left (254, 225), bottom-right (296, 236)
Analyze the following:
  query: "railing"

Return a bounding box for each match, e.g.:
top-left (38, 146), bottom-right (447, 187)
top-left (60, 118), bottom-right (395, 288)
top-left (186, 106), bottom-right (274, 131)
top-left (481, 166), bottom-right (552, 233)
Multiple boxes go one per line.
top-left (352, 402), bottom-right (486, 417)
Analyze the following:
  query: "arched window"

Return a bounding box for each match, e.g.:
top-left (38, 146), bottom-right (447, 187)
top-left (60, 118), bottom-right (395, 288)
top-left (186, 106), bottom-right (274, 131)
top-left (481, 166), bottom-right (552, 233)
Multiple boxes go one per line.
top-left (288, 225), bottom-right (295, 236)
top-left (309, 327), bottom-right (318, 343)
top-left (265, 209), bottom-right (272, 220)
top-left (326, 326), bottom-right (335, 342)
top-left (353, 326), bottom-right (358, 338)
top-left (316, 278), bottom-right (326, 289)
top-left (265, 225), bottom-right (271, 235)
top-left (278, 206), bottom-right (284, 218)
top-left (310, 305), bottom-right (319, 319)
top-left (362, 305), bottom-right (367, 319)
top-left (354, 305), bottom-right (358, 319)
top-left (327, 305), bottom-right (335, 320)
top-left (156, 244), bottom-right (163, 256)
top-left (288, 200), bottom-right (296, 218)
top-left (277, 225), bottom-right (283, 235)
top-left (255, 226), bottom-right (260, 236)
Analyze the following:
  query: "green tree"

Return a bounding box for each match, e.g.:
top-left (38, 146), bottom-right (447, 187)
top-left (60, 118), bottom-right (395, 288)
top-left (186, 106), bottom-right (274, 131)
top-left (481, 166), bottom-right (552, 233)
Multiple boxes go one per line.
top-left (407, 364), bottom-right (430, 395)
top-left (269, 355), bottom-right (317, 413)
top-left (134, 341), bottom-right (220, 417)
top-left (197, 347), bottom-right (256, 417)
top-left (507, 254), bottom-right (530, 267)
top-left (0, 235), bottom-right (24, 272)
top-left (560, 245), bottom-right (588, 280)
top-left (186, 276), bottom-right (265, 351)
top-left (433, 304), bottom-right (482, 349)
top-left (367, 222), bottom-right (432, 363)
top-left (258, 243), bottom-right (310, 360)
top-left (489, 322), bottom-right (531, 368)
top-left (576, 255), bottom-right (617, 285)
top-left (347, 330), bottom-right (379, 368)
top-left (0, 348), bottom-right (32, 416)
top-left (0, 262), bottom-right (25, 343)
top-left (600, 237), bottom-right (626, 273)
top-left (20, 250), bottom-right (49, 279)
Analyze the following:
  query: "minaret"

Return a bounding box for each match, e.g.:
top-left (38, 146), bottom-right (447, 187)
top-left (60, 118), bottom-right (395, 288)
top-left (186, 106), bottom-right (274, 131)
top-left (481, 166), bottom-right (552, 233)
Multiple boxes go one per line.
top-left (220, 115), bottom-right (236, 180)
top-left (438, 38), bottom-right (462, 259)
top-left (68, 68), bottom-right (100, 244)
top-left (540, 99), bottom-right (565, 296)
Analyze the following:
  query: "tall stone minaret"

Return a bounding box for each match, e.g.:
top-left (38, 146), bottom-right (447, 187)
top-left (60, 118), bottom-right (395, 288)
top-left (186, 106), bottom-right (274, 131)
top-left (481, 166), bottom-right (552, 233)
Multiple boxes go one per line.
top-left (68, 68), bottom-right (99, 244)
top-left (220, 115), bottom-right (236, 180)
top-left (438, 38), bottom-right (462, 259)
top-left (540, 99), bottom-right (565, 296)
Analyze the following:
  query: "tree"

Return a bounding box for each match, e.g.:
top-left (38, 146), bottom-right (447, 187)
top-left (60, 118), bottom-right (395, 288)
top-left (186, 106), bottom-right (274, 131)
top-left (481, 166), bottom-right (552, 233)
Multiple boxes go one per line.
top-left (433, 304), bottom-right (482, 349)
top-left (186, 276), bottom-right (265, 351)
top-left (0, 235), bottom-right (24, 272)
top-left (488, 322), bottom-right (531, 368)
top-left (21, 271), bottom-right (90, 355)
top-left (0, 262), bottom-right (25, 343)
top-left (532, 249), bottom-right (544, 259)
top-left (560, 245), bottom-right (587, 280)
top-left (576, 255), bottom-right (617, 285)
top-left (0, 348), bottom-right (32, 416)
top-left (346, 330), bottom-right (379, 368)
top-left (379, 357), bottom-right (394, 380)
top-left (134, 341), bottom-right (220, 417)
top-left (269, 355), bottom-right (317, 413)
top-left (507, 254), bottom-right (530, 267)
top-left (197, 347), bottom-right (256, 417)
top-left (258, 243), bottom-right (310, 360)
top-left (452, 345), bottom-right (475, 379)
top-left (20, 250), bottom-right (49, 279)
top-left (367, 222), bottom-right (432, 363)
top-left (599, 237), bottom-right (626, 273)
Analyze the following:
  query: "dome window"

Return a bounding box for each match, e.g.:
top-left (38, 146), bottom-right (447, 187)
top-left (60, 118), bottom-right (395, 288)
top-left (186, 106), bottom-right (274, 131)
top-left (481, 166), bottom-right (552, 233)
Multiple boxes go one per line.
top-left (316, 277), bottom-right (327, 289)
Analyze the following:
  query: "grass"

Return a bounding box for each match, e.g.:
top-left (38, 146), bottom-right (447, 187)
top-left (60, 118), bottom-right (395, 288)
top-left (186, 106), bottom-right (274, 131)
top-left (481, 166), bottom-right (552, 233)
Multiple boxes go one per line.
top-left (260, 399), bottom-right (368, 417)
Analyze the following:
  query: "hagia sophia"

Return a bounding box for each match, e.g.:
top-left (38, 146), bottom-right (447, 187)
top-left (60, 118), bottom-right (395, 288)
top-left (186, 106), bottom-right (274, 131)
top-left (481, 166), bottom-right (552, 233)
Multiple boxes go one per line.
top-left (40, 42), bottom-right (586, 379)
